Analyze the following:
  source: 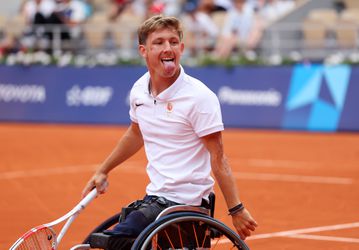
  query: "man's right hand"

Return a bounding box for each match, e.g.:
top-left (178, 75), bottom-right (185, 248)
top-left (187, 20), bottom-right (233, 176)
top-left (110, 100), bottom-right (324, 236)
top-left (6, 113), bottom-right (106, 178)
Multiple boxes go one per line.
top-left (82, 172), bottom-right (109, 198)
top-left (231, 208), bottom-right (258, 240)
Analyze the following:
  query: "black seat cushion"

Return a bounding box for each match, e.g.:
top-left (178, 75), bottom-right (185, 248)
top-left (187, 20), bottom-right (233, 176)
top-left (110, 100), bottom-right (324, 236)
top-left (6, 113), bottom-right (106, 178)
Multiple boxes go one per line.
top-left (89, 232), bottom-right (135, 250)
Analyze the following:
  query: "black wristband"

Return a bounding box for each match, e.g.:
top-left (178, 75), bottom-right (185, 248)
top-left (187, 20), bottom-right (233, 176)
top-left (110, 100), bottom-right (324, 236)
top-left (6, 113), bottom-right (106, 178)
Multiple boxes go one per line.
top-left (228, 203), bottom-right (244, 215)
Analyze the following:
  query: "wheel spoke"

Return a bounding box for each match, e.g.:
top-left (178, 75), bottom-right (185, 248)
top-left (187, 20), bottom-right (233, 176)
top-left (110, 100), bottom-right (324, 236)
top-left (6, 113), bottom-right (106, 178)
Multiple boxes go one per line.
top-left (177, 224), bottom-right (184, 249)
top-left (192, 222), bottom-right (200, 248)
top-left (164, 229), bottom-right (175, 249)
top-left (201, 228), bottom-right (210, 248)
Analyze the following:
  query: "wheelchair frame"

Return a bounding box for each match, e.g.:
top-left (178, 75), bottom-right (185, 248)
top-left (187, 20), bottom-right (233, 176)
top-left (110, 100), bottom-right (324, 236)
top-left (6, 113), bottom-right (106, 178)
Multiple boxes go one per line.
top-left (70, 199), bottom-right (250, 250)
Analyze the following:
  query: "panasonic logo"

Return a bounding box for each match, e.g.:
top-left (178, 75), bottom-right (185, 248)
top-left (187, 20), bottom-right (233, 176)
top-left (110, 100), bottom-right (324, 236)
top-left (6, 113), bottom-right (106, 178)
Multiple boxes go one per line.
top-left (66, 85), bottom-right (113, 107)
top-left (0, 84), bottom-right (46, 103)
top-left (218, 86), bottom-right (282, 106)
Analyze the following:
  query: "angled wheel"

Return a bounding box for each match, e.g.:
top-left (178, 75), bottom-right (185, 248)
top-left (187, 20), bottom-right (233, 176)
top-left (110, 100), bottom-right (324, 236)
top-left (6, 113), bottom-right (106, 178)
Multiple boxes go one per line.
top-left (132, 212), bottom-right (250, 250)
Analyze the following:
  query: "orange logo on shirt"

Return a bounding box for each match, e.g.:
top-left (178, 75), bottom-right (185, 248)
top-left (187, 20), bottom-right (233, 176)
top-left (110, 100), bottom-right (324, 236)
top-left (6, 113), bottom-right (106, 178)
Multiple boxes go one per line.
top-left (166, 102), bottom-right (173, 113)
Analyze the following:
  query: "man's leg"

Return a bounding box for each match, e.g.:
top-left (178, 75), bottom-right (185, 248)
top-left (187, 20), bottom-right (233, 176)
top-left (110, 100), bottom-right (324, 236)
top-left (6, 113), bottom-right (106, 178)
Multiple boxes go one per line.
top-left (103, 196), bottom-right (178, 250)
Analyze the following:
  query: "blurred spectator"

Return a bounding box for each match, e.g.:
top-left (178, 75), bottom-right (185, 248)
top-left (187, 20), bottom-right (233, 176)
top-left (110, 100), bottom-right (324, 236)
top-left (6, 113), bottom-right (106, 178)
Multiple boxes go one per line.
top-left (20, 0), bottom-right (87, 52)
top-left (108, 0), bottom-right (133, 22)
top-left (213, 0), bottom-right (263, 59)
top-left (131, 0), bottom-right (182, 19)
top-left (46, 0), bottom-right (87, 47)
top-left (162, 0), bottom-right (182, 16)
top-left (198, 0), bottom-right (216, 13)
top-left (0, 35), bottom-right (21, 56)
top-left (147, 0), bottom-right (165, 17)
top-left (21, 0), bottom-right (56, 49)
top-left (213, 0), bottom-right (232, 11)
top-left (182, 0), bottom-right (219, 56)
top-left (129, 0), bottom-right (162, 20)
top-left (146, 0), bottom-right (181, 18)
top-left (49, 0), bottom-right (87, 27)
top-left (80, 0), bottom-right (93, 18)
top-left (333, 0), bottom-right (346, 13)
top-left (258, 0), bottom-right (295, 24)
top-left (22, 0), bottom-right (56, 24)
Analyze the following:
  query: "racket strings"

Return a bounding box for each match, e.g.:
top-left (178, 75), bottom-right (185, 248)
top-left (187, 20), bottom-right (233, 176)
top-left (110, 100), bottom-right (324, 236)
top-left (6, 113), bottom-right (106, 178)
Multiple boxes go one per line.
top-left (17, 227), bottom-right (56, 250)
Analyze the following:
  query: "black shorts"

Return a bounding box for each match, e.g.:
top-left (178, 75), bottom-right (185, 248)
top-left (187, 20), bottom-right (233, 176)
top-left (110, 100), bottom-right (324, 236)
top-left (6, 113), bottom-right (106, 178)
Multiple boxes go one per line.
top-left (102, 195), bottom-right (182, 250)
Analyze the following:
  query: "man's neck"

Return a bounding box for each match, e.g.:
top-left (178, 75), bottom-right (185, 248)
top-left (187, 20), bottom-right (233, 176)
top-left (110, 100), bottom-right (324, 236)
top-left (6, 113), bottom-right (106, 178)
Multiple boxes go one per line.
top-left (149, 68), bottom-right (181, 97)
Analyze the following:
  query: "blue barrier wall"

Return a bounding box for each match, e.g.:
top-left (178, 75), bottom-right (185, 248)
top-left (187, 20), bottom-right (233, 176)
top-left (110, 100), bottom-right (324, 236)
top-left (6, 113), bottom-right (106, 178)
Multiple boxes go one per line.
top-left (0, 64), bottom-right (357, 131)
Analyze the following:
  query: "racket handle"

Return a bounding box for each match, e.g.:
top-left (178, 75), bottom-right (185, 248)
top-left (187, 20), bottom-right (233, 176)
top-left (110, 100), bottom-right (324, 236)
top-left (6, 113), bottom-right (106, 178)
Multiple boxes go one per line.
top-left (77, 181), bottom-right (108, 209)
top-left (78, 188), bottom-right (98, 209)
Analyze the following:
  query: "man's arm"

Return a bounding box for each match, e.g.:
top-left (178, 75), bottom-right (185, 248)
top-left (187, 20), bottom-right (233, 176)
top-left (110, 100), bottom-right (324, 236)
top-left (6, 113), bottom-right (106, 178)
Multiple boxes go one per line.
top-left (82, 122), bottom-right (143, 197)
top-left (201, 131), bottom-right (258, 240)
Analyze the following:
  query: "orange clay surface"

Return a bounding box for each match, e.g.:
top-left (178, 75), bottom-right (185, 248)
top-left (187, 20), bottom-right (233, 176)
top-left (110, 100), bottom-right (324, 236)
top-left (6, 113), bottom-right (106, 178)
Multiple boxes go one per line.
top-left (0, 123), bottom-right (358, 250)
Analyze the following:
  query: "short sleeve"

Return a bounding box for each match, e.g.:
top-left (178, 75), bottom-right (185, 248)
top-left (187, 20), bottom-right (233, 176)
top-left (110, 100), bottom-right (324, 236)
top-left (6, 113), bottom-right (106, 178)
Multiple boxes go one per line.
top-left (128, 88), bottom-right (138, 123)
top-left (190, 91), bottom-right (224, 137)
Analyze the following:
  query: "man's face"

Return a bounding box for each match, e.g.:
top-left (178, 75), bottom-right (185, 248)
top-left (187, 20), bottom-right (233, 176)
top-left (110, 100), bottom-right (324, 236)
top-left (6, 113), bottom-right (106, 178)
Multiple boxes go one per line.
top-left (139, 28), bottom-right (184, 79)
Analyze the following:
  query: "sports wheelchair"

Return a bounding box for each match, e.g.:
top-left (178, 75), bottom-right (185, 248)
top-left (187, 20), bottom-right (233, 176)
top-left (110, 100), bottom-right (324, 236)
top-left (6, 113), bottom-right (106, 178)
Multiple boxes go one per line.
top-left (70, 194), bottom-right (250, 250)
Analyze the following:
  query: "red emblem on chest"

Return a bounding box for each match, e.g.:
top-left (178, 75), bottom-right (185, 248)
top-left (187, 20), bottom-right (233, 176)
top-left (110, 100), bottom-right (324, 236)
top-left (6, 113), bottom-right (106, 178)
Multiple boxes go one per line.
top-left (166, 102), bottom-right (173, 112)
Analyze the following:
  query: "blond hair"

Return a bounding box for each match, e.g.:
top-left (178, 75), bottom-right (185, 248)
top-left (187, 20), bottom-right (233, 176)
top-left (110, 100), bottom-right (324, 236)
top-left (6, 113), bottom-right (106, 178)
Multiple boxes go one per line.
top-left (138, 15), bottom-right (183, 45)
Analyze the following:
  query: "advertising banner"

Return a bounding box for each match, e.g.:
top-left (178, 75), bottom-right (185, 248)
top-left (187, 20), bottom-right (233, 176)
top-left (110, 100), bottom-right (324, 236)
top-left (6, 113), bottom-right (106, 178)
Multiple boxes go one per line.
top-left (0, 66), bottom-right (145, 124)
top-left (0, 65), bottom-right (358, 131)
top-left (187, 67), bottom-right (292, 129)
top-left (282, 64), bottom-right (351, 131)
top-left (339, 67), bottom-right (359, 131)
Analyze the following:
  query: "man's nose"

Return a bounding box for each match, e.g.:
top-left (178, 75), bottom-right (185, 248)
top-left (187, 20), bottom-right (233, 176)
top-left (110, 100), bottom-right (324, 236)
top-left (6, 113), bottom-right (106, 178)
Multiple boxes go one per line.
top-left (163, 41), bottom-right (171, 51)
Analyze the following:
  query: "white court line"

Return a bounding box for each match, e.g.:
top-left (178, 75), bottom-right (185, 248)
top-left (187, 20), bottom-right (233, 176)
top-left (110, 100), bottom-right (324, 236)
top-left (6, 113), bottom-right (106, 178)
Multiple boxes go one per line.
top-left (0, 164), bottom-right (354, 185)
top-left (2, 165), bottom-right (358, 244)
top-left (0, 165), bottom-right (98, 179)
top-left (121, 165), bottom-right (354, 185)
top-left (247, 222), bottom-right (359, 241)
top-left (287, 234), bottom-right (359, 243)
top-left (121, 166), bottom-right (352, 186)
top-left (232, 172), bottom-right (353, 185)
top-left (231, 158), bottom-right (322, 168)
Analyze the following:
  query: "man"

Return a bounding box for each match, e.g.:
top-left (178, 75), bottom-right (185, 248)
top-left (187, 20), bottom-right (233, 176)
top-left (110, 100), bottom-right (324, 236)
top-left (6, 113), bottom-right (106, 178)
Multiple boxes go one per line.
top-left (22, 0), bottom-right (56, 24)
top-left (82, 15), bottom-right (257, 246)
top-left (214, 0), bottom-right (263, 59)
top-left (46, 0), bottom-right (87, 42)
top-left (21, 0), bottom-right (56, 50)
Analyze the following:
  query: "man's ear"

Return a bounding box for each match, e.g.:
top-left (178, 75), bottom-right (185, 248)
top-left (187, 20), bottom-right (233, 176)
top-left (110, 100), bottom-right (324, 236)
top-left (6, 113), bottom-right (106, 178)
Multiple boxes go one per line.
top-left (138, 45), bottom-right (146, 58)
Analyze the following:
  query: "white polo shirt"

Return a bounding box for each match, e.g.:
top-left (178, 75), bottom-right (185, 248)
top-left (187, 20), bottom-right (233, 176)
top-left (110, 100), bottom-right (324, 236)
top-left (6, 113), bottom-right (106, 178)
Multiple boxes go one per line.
top-left (129, 66), bottom-right (224, 205)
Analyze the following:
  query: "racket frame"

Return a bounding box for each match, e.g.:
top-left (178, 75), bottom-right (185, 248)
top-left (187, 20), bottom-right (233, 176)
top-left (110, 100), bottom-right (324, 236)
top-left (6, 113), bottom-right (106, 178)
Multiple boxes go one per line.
top-left (10, 188), bottom-right (98, 250)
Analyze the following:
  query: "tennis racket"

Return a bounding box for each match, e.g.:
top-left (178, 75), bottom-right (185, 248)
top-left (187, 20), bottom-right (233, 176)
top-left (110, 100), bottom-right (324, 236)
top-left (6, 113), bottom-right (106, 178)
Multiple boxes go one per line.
top-left (10, 188), bottom-right (98, 250)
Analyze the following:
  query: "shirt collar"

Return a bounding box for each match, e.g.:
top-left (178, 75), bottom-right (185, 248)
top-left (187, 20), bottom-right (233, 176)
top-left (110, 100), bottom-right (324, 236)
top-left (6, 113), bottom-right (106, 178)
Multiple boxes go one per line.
top-left (146, 65), bottom-right (185, 101)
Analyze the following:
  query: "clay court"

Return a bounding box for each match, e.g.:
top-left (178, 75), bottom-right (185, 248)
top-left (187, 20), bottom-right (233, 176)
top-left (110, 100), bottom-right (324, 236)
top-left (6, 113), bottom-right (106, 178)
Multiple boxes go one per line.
top-left (1, 123), bottom-right (358, 249)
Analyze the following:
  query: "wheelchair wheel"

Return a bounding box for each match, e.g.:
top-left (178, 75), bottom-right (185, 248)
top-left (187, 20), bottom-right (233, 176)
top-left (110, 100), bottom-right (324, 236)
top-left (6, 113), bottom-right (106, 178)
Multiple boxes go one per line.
top-left (132, 212), bottom-right (250, 250)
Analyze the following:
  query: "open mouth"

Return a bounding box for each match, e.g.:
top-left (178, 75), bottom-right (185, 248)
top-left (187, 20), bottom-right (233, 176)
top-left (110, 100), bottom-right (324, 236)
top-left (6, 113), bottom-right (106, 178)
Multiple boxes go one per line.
top-left (161, 58), bottom-right (176, 72)
top-left (161, 58), bottom-right (175, 63)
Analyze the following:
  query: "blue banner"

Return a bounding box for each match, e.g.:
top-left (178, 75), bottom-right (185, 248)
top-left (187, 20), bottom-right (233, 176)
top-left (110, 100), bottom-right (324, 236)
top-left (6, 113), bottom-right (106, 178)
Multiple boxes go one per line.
top-left (0, 66), bottom-right (145, 124)
top-left (186, 67), bottom-right (292, 129)
top-left (282, 64), bottom-right (351, 131)
top-left (339, 67), bottom-right (359, 131)
top-left (0, 65), bottom-right (358, 131)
